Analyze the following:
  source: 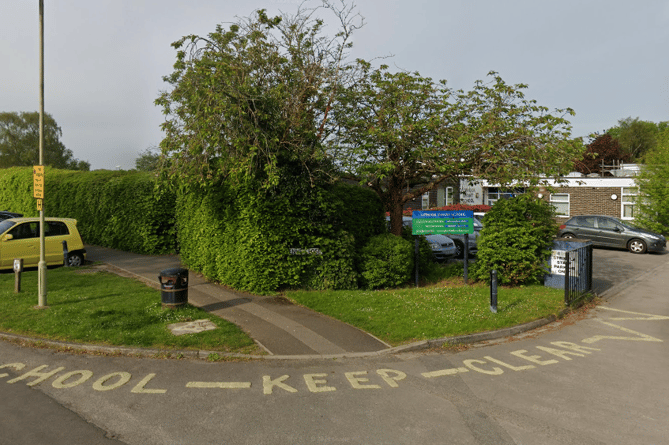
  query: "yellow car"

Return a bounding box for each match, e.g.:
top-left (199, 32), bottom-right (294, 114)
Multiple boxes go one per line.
top-left (0, 217), bottom-right (87, 269)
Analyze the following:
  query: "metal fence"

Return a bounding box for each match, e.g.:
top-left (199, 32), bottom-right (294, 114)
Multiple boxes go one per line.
top-left (564, 244), bottom-right (593, 305)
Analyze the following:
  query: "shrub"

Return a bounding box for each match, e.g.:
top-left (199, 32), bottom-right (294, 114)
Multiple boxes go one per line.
top-left (471, 194), bottom-right (558, 285)
top-left (0, 167), bottom-right (176, 254)
top-left (175, 173), bottom-right (385, 294)
top-left (359, 234), bottom-right (414, 289)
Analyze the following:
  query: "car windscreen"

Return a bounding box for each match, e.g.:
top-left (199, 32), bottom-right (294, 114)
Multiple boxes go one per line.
top-left (0, 220), bottom-right (17, 234)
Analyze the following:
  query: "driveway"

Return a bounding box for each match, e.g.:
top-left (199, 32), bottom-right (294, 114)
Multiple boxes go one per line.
top-left (590, 247), bottom-right (669, 296)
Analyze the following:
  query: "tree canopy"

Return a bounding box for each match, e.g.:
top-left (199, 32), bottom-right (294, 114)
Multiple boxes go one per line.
top-left (607, 117), bottom-right (668, 162)
top-left (635, 126), bottom-right (669, 235)
top-left (573, 134), bottom-right (631, 175)
top-left (155, 2), bottom-right (363, 188)
top-left (330, 64), bottom-right (584, 235)
top-left (0, 111), bottom-right (89, 171)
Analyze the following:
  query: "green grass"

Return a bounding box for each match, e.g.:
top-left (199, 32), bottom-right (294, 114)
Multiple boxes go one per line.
top-left (0, 266), bottom-right (259, 354)
top-left (285, 275), bottom-right (567, 346)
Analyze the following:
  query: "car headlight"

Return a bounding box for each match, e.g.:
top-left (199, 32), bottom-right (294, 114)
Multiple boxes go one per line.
top-left (430, 242), bottom-right (440, 250)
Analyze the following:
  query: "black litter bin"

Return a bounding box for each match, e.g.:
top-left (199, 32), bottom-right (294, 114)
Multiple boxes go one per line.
top-left (159, 268), bottom-right (188, 308)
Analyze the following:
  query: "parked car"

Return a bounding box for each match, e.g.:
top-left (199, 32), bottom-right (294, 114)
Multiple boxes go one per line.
top-left (386, 216), bottom-right (457, 261)
top-left (0, 211), bottom-right (23, 221)
top-left (557, 215), bottom-right (666, 254)
top-left (0, 217), bottom-right (87, 269)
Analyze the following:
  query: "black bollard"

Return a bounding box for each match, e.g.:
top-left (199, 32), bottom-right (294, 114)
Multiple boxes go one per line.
top-left (62, 240), bottom-right (69, 266)
top-left (490, 269), bottom-right (498, 313)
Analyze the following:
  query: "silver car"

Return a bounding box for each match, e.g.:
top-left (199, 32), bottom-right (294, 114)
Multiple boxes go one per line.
top-left (386, 216), bottom-right (457, 261)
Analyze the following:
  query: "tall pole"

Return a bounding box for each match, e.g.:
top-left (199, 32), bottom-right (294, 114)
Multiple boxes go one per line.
top-left (38, 0), bottom-right (47, 306)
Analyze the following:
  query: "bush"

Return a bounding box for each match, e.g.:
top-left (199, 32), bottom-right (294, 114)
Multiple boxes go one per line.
top-left (359, 234), bottom-right (414, 289)
top-left (0, 167), bottom-right (176, 254)
top-left (471, 194), bottom-right (558, 285)
top-left (175, 171), bottom-right (385, 294)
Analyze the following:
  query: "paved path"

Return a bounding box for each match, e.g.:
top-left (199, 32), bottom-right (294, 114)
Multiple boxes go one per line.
top-left (85, 245), bottom-right (390, 357)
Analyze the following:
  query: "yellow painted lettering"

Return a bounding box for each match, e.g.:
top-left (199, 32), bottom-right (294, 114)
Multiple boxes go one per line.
top-left (551, 341), bottom-right (600, 353)
top-left (7, 365), bottom-right (65, 386)
top-left (483, 356), bottom-right (535, 371)
top-left (345, 371), bottom-right (381, 389)
top-left (536, 346), bottom-right (583, 361)
top-left (131, 373), bottom-right (167, 394)
top-left (0, 363), bottom-right (25, 379)
top-left (463, 359), bottom-right (504, 375)
top-left (263, 375), bottom-right (297, 395)
top-left (52, 370), bottom-right (93, 389)
top-left (92, 372), bottom-right (131, 391)
top-left (511, 350), bottom-right (558, 366)
top-left (303, 373), bottom-right (336, 393)
top-left (376, 369), bottom-right (407, 387)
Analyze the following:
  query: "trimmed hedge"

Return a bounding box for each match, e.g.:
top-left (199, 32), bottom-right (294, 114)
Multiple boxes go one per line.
top-left (360, 233), bottom-right (414, 289)
top-left (175, 178), bottom-right (386, 294)
top-left (471, 194), bottom-right (558, 285)
top-left (0, 167), bottom-right (176, 254)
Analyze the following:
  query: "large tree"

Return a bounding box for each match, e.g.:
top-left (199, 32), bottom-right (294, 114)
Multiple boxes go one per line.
top-left (0, 111), bottom-right (89, 170)
top-left (635, 127), bottom-right (669, 235)
top-left (330, 65), bottom-right (584, 235)
top-left (607, 117), bottom-right (667, 162)
top-left (155, 2), bottom-right (363, 188)
top-left (573, 133), bottom-right (631, 175)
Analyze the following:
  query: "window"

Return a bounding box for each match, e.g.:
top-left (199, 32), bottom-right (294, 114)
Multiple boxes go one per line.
top-left (9, 222), bottom-right (39, 240)
top-left (46, 221), bottom-right (70, 236)
top-left (422, 192), bottom-right (430, 210)
top-left (550, 193), bottom-right (570, 217)
top-left (621, 187), bottom-right (637, 220)
top-left (445, 187), bottom-right (454, 206)
top-left (486, 187), bottom-right (525, 206)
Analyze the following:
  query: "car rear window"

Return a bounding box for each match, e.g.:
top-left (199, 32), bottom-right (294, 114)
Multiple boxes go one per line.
top-left (571, 216), bottom-right (596, 228)
top-left (46, 221), bottom-right (70, 236)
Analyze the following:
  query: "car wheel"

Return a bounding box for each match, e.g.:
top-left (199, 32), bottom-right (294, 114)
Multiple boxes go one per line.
top-left (561, 233), bottom-right (576, 239)
top-left (628, 239), bottom-right (647, 254)
top-left (67, 252), bottom-right (84, 267)
top-left (454, 240), bottom-right (465, 259)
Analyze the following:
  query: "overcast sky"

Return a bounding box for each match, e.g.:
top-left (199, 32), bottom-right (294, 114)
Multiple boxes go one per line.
top-left (2, 0), bottom-right (668, 170)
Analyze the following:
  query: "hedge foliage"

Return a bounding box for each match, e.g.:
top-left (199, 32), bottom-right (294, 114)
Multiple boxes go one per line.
top-left (175, 176), bottom-right (386, 294)
top-left (0, 167), bottom-right (175, 254)
top-left (471, 194), bottom-right (558, 285)
top-left (359, 233), bottom-right (414, 289)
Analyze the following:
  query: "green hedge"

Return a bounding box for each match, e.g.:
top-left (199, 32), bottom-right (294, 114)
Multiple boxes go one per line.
top-left (0, 167), bottom-right (175, 254)
top-left (175, 179), bottom-right (386, 294)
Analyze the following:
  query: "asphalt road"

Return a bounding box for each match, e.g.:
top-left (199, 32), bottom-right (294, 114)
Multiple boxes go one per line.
top-left (1, 247), bottom-right (668, 444)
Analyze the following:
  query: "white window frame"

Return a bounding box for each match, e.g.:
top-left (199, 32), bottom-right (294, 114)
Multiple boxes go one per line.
top-left (550, 193), bottom-right (570, 217)
top-left (621, 187), bottom-right (637, 220)
top-left (445, 187), bottom-right (454, 206)
top-left (422, 192), bottom-right (430, 210)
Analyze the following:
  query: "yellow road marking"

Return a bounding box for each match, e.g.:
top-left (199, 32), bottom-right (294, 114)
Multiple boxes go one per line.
top-left (186, 381), bottom-right (252, 389)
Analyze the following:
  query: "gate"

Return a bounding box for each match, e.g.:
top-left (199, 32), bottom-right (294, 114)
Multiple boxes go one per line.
top-left (563, 244), bottom-right (593, 305)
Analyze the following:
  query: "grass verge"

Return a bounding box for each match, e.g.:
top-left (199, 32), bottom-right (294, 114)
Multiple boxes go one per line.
top-left (285, 274), bottom-right (567, 346)
top-left (0, 266), bottom-right (259, 354)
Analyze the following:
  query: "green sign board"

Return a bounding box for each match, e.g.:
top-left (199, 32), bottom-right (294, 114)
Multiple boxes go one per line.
top-left (412, 210), bottom-right (474, 235)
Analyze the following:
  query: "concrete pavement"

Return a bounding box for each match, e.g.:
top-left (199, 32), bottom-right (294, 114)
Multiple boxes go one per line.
top-left (85, 245), bottom-right (391, 357)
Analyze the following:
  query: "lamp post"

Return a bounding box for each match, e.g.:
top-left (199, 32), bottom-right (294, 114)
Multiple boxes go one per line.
top-left (37, 0), bottom-right (47, 306)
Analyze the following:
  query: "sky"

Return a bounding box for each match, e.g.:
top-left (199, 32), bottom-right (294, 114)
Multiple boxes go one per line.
top-left (2, 0), bottom-right (669, 171)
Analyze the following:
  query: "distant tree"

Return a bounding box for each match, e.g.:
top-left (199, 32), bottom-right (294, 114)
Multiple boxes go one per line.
top-left (607, 117), bottom-right (664, 161)
top-left (135, 146), bottom-right (161, 172)
top-left (635, 127), bottom-right (669, 235)
top-left (0, 111), bottom-right (89, 170)
top-left (330, 65), bottom-right (584, 236)
top-left (573, 134), bottom-right (631, 175)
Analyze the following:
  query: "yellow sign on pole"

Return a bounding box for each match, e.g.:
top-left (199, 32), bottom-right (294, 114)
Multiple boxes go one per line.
top-left (36, 199), bottom-right (43, 211)
top-left (33, 166), bottom-right (45, 199)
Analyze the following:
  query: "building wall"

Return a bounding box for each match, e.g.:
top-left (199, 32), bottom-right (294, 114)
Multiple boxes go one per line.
top-left (548, 186), bottom-right (624, 224)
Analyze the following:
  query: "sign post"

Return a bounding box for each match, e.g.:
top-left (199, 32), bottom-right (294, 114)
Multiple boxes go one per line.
top-left (412, 210), bottom-right (475, 283)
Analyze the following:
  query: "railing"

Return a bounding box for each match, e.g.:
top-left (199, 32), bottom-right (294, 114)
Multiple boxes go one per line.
top-left (563, 244), bottom-right (593, 305)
